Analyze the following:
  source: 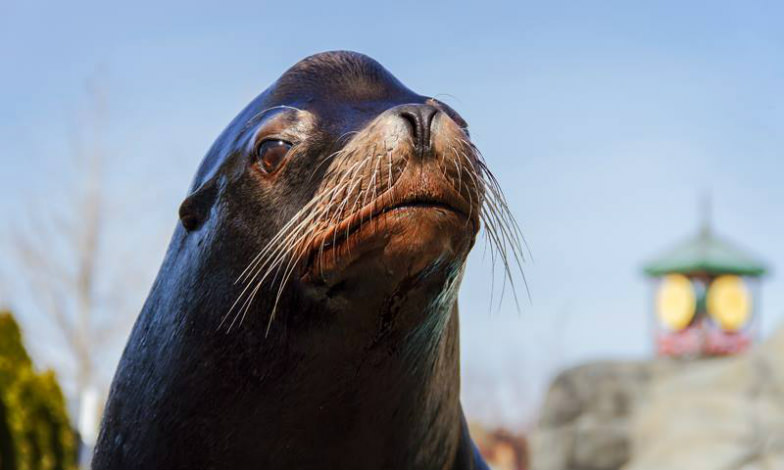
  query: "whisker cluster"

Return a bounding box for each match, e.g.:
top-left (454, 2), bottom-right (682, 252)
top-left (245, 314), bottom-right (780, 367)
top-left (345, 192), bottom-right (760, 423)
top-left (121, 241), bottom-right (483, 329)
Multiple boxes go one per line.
top-left (219, 132), bottom-right (527, 333)
top-left (453, 137), bottom-right (530, 310)
top-left (219, 145), bottom-right (399, 333)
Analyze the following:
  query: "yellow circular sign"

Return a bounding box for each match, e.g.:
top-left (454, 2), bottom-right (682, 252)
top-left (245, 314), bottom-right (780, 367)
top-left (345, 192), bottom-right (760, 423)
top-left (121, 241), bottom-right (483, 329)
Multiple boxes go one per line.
top-left (707, 275), bottom-right (752, 331)
top-left (656, 274), bottom-right (696, 330)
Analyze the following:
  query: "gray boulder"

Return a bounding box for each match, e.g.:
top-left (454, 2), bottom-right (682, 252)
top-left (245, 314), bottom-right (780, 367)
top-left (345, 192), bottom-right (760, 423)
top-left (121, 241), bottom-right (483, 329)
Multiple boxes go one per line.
top-left (531, 328), bottom-right (784, 470)
top-left (625, 328), bottom-right (784, 470)
top-left (530, 361), bottom-right (653, 470)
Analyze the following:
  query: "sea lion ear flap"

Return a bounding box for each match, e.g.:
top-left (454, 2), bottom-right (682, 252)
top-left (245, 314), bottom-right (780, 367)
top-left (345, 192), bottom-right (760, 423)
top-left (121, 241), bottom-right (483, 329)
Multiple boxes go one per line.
top-left (178, 180), bottom-right (219, 232)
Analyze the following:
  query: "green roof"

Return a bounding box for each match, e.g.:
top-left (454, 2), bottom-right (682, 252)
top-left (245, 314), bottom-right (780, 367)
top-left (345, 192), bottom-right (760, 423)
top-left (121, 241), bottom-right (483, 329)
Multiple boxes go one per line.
top-left (643, 226), bottom-right (767, 277)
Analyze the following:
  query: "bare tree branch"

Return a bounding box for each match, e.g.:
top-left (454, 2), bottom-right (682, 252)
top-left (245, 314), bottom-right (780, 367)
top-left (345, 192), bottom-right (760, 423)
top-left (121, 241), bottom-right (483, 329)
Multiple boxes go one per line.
top-left (5, 80), bottom-right (147, 421)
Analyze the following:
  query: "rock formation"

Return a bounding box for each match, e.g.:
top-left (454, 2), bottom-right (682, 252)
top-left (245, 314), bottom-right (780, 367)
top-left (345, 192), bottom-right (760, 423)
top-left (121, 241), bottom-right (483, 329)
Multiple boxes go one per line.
top-left (531, 327), bottom-right (784, 470)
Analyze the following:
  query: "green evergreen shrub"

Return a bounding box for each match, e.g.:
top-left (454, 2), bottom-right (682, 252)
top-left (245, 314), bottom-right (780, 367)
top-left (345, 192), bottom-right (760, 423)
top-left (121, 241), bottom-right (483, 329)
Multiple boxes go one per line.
top-left (0, 312), bottom-right (77, 470)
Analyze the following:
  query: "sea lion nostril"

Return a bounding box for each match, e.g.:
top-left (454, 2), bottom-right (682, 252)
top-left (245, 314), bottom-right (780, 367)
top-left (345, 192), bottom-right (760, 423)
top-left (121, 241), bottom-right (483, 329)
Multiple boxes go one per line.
top-left (397, 104), bottom-right (439, 153)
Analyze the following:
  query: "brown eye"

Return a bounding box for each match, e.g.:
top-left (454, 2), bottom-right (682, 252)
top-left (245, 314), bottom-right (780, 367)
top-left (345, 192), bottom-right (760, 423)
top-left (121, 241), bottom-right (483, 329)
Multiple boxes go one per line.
top-left (256, 139), bottom-right (293, 174)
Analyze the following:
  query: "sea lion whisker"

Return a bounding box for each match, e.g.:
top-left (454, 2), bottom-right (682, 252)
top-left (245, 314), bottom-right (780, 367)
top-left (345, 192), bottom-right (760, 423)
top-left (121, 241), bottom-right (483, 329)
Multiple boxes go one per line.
top-left (339, 130), bottom-right (360, 141)
top-left (448, 147), bottom-right (481, 226)
top-left (446, 146), bottom-right (528, 307)
top-left (237, 242), bottom-right (302, 332)
top-left (321, 154), bottom-right (376, 262)
top-left (452, 146), bottom-right (479, 178)
top-left (228, 225), bottom-right (326, 331)
top-left (356, 147), bottom-right (376, 208)
top-left (367, 150), bottom-right (382, 204)
top-left (451, 148), bottom-right (481, 192)
top-left (226, 239), bottom-right (296, 328)
top-left (223, 217), bottom-right (321, 330)
top-left (228, 195), bottom-right (341, 320)
top-left (236, 216), bottom-right (321, 296)
top-left (249, 179), bottom-right (350, 262)
top-left (386, 149), bottom-right (393, 192)
top-left (235, 192), bottom-right (335, 284)
top-left (479, 170), bottom-right (529, 261)
top-left (316, 143), bottom-right (374, 185)
top-left (239, 248), bottom-right (296, 331)
top-left (233, 151), bottom-right (377, 325)
top-left (455, 148), bottom-right (522, 252)
top-left (329, 151), bottom-right (372, 196)
top-left (480, 204), bottom-right (526, 309)
top-left (226, 278), bottom-right (264, 333)
top-left (480, 188), bottom-right (521, 256)
top-left (479, 210), bottom-right (505, 310)
top-left (329, 159), bottom-right (371, 228)
top-left (343, 189), bottom-right (366, 257)
top-left (451, 149), bottom-right (463, 193)
top-left (308, 149), bottom-right (346, 183)
top-left (315, 154), bottom-right (366, 205)
top-left (362, 150), bottom-right (383, 223)
top-left (264, 235), bottom-right (316, 335)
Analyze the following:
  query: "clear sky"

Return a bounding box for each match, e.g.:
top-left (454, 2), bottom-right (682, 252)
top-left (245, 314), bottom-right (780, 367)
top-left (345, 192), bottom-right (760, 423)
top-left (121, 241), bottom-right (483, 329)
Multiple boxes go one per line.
top-left (2, 0), bottom-right (783, 426)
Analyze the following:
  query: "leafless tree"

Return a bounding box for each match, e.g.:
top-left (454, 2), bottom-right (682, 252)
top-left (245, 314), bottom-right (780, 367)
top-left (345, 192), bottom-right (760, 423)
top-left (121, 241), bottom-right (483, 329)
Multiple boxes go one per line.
top-left (6, 80), bottom-right (153, 422)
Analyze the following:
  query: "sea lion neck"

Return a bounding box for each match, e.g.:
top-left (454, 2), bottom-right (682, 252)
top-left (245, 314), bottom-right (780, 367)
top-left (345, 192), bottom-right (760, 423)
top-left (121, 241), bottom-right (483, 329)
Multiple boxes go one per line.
top-left (94, 238), bottom-right (466, 469)
top-left (238, 297), bottom-right (466, 469)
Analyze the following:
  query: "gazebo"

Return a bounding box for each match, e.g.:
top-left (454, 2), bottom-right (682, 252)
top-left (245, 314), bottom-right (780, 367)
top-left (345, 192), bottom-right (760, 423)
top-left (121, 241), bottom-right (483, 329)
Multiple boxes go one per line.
top-left (643, 209), bottom-right (767, 357)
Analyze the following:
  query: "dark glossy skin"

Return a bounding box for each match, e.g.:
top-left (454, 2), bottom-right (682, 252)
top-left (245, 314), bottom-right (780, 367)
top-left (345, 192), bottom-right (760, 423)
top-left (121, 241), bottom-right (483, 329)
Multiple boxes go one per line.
top-left (93, 51), bottom-right (489, 470)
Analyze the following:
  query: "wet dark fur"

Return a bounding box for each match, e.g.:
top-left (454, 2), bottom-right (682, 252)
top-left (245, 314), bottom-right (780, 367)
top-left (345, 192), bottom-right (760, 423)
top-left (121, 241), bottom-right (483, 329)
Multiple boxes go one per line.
top-left (93, 51), bottom-right (492, 470)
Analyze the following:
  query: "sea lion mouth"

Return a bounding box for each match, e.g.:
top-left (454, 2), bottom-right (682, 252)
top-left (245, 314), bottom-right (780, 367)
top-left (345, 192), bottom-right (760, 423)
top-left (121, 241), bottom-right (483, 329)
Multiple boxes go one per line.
top-left (310, 191), bottom-right (472, 252)
top-left (302, 168), bottom-right (478, 278)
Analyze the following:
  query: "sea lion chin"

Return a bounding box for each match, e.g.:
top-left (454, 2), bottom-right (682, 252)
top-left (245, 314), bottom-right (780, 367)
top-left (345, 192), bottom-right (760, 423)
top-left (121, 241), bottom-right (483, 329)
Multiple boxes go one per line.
top-left (92, 51), bottom-right (518, 470)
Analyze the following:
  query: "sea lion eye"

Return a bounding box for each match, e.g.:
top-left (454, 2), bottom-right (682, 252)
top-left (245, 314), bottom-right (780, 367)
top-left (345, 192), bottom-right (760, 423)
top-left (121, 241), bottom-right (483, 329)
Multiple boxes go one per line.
top-left (256, 139), bottom-right (293, 174)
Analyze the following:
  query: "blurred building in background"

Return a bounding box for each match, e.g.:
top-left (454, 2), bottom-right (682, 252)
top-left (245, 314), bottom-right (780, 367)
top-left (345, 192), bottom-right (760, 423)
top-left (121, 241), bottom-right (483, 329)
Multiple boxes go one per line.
top-left (644, 205), bottom-right (767, 357)
top-left (530, 206), bottom-right (776, 470)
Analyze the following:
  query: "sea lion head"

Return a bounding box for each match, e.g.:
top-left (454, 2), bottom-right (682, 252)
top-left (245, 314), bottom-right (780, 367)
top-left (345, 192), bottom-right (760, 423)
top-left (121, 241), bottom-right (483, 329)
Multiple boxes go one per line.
top-left (176, 50), bottom-right (517, 341)
top-left (95, 51), bottom-right (521, 470)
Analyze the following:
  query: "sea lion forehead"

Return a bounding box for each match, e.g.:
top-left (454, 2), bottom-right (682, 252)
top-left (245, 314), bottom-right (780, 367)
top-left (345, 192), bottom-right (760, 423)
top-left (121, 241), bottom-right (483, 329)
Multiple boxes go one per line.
top-left (189, 52), bottom-right (424, 191)
top-left (269, 51), bottom-right (421, 106)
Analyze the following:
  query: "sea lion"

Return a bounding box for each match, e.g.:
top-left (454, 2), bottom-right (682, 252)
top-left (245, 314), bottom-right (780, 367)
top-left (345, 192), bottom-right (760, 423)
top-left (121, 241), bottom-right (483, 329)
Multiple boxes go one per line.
top-left (93, 51), bottom-right (522, 470)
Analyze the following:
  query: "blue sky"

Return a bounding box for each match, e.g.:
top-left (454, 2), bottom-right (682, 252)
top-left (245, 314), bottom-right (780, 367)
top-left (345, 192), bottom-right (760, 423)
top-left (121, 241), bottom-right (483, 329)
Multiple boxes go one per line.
top-left (2, 0), bottom-right (783, 425)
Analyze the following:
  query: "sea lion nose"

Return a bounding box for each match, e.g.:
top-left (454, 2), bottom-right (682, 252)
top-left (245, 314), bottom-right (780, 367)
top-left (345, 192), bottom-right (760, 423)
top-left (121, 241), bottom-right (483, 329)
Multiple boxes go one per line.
top-left (397, 104), bottom-right (439, 154)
